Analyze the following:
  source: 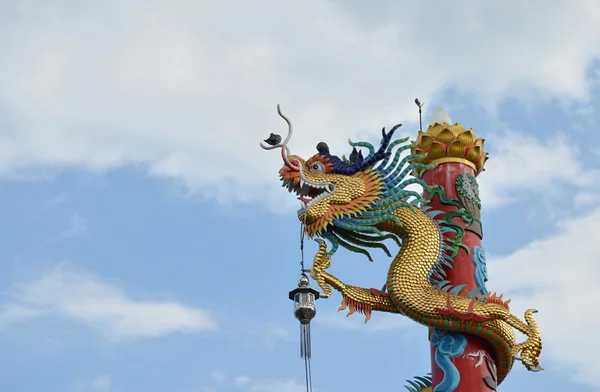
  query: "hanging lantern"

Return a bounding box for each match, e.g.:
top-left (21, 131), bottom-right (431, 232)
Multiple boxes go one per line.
top-left (289, 273), bottom-right (320, 358)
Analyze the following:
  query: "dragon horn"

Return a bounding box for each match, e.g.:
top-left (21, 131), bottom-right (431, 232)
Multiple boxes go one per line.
top-left (260, 104), bottom-right (299, 170)
top-left (338, 123), bottom-right (402, 175)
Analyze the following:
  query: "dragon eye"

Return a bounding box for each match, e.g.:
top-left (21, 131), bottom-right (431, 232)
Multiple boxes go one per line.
top-left (310, 162), bottom-right (326, 174)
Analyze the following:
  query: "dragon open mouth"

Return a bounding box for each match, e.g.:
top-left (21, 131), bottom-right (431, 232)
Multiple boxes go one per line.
top-left (280, 175), bottom-right (336, 216)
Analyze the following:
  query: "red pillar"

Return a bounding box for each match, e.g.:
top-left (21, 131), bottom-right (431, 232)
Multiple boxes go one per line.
top-left (411, 110), bottom-right (495, 391)
top-left (422, 163), bottom-right (496, 392)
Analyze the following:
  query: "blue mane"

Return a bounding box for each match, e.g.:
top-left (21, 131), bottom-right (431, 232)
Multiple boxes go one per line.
top-left (317, 127), bottom-right (436, 261)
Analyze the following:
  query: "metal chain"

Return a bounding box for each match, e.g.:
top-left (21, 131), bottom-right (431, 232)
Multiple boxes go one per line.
top-left (299, 222), bottom-right (312, 392)
top-left (300, 223), bottom-right (306, 272)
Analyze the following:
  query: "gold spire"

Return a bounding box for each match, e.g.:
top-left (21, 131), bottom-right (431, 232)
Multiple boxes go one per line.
top-left (411, 108), bottom-right (488, 178)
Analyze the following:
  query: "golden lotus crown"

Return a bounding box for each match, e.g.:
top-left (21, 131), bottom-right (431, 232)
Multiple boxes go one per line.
top-left (411, 118), bottom-right (488, 178)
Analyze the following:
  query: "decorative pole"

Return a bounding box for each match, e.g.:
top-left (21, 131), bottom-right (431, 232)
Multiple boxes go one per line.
top-left (261, 103), bottom-right (542, 392)
top-left (411, 108), bottom-right (496, 391)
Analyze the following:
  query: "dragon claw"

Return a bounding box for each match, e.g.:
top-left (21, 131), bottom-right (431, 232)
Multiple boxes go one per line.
top-left (506, 308), bottom-right (544, 373)
top-left (514, 344), bottom-right (543, 372)
top-left (309, 239), bottom-right (333, 296)
top-left (522, 359), bottom-right (544, 372)
top-left (338, 296), bottom-right (372, 323)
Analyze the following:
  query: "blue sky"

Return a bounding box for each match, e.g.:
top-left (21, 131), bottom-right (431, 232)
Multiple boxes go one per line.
top-left (1, 1), bottom-right (600, 391)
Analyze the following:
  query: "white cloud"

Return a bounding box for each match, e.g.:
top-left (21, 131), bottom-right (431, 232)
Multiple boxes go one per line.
top-left (43, 213), bottom-right (90, 246)
top-left (487, 203), bottom-right (600, 387)
top-left (212, 371), bottom-right (227, 383)
top-left (573, 191), bottom-right (600, 208)
top-left (0, 264), bottom-right (217, 339)
top-left (47, 192), bottom-right (70, 206)
top-left (0, 1), bottom-right (599, 205)
top-left (239, 321), bottom-right (297, 350)
top-left (234, 376), bottom-right (251, 387)
top-left (262, 324), bottom-right (294, 345)
top-left (478, 131), bottom-right (599, 208)
top-left (73, 375), bottom-right (115, 392)
top-left (61, 213), bottom-right (89, 238)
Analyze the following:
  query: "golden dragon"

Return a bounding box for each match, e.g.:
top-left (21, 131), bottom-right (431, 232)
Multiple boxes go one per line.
top-left (260, 105), bottom-right (543, 386)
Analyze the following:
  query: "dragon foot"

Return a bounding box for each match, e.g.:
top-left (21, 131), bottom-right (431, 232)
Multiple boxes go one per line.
top-left (337, 289), bottom-right (389, 323)
top-left (309, 239), bottom-right (333, 298)
top-left (513, 347), bottom-right (545, 372)
top-left (510, 309), bottom-right (544, 372)
top-left (514, 354), bottom-right (544, 372)
top-left (338, 296), bottom-right (373, 323)
top-left (309, 240), bottom-right (399, 320)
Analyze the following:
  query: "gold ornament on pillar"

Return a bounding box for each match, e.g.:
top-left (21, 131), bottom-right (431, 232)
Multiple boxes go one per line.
top-left (411, 108), bottom-right (488, 178)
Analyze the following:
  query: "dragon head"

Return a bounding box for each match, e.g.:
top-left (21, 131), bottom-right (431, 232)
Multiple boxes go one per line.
top-left (278, 146), bottom-right (385, 236)
top-left (261, 105), bottom-right (428, 241)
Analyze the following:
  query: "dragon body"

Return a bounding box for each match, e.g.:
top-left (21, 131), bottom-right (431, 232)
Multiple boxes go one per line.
top-left (261, 106), bottom-right (543, 387)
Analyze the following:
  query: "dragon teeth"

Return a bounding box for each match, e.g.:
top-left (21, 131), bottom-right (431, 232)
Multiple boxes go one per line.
top-left (289, 172), bottom-right (338, 208)
top-left (300, 184), bottom-right (309, 196)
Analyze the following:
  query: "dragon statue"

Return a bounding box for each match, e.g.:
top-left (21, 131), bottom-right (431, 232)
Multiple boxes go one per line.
top-left (261, 105), bottom-right (543, 389)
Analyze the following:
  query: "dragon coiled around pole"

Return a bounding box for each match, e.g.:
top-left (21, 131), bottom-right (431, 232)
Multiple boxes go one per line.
top-left (261, 105), bottom-right (543, 386)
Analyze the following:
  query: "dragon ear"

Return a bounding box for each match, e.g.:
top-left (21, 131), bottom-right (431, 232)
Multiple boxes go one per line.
top-left (316, 142), bottom-right (330, 154)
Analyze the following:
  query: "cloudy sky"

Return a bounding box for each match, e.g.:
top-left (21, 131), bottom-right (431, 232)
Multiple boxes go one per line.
top-left (1, 1), bottom-right (600, 391)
